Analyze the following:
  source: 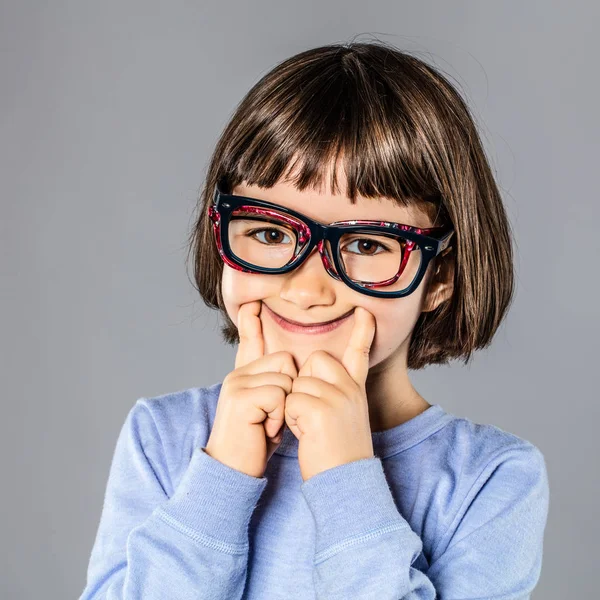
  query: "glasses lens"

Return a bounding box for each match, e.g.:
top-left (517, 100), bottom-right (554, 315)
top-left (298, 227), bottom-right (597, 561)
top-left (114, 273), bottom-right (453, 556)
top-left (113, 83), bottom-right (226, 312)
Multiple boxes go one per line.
top-left (227, 206), bottom-right (422, 292)
top-left (337, 231), bottom-right (422, 292)
top-left (228, 206), bottom-right (308, 269)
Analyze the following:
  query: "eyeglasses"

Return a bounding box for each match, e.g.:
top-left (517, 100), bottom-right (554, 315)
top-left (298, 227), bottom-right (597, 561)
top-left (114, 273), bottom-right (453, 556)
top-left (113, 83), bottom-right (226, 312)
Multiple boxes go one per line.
top-left (208, 183), bottom-right (454, 298)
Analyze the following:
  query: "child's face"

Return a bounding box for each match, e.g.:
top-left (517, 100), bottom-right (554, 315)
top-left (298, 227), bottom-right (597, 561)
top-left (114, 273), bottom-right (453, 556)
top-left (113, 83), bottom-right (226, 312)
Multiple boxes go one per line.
top-left (221, 179), bottom-right (438, 372)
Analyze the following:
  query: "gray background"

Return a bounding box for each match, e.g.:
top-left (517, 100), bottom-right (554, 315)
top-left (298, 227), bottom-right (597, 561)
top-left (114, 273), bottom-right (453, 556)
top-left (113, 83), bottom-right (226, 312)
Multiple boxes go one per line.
top-left (1, 1), bottom-right (597, 598)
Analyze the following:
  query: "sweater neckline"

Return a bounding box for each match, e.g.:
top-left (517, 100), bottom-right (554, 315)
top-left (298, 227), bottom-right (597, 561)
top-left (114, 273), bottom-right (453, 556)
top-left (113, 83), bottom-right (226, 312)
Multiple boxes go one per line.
top-left (274, 403), bottom-right (455, 459)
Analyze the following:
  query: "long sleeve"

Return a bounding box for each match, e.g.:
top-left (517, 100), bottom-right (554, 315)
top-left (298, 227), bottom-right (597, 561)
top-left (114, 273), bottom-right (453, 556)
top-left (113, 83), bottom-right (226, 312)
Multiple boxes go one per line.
top-left (300, 444), bottom-right (549, 599)
top-left (79, 399), bottom-right (268, 600)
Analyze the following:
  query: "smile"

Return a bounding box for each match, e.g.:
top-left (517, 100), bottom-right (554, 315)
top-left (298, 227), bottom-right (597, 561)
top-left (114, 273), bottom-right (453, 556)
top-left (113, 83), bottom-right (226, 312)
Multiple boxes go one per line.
top-left (263, 304), bottom-right (354, 335)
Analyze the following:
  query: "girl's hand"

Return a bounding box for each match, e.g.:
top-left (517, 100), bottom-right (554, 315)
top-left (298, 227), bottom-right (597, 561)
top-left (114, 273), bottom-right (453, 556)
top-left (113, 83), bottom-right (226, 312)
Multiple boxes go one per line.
top-left (204, 301), bottom-right (297, 479)
top-left (284, 306), bottom-right (377, 482)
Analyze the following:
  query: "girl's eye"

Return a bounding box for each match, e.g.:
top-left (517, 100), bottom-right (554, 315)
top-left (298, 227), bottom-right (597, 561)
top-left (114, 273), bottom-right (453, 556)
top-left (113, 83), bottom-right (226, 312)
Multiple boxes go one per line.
top-left (245, 228), bottom-right (393, 256)
top-left (247, 227), bottom-right (293, 245)
top-left (342, 238), bottom-right (391, 256)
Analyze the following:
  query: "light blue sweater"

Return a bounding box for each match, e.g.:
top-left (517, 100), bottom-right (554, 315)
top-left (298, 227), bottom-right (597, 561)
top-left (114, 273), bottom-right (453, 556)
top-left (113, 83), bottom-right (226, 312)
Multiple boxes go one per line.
top-left (80, 382), bottom-right (549, 599)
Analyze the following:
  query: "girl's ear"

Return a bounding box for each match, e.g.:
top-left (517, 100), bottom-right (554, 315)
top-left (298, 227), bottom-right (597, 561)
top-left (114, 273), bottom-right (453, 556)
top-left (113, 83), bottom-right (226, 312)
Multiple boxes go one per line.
top-left (420, 251), bottom-right (455, 313)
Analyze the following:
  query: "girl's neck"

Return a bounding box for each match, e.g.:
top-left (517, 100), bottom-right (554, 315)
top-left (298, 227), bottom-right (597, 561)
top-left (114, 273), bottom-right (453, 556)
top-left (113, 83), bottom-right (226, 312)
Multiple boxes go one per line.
top-left (365, 364), bottom-right (431, 433)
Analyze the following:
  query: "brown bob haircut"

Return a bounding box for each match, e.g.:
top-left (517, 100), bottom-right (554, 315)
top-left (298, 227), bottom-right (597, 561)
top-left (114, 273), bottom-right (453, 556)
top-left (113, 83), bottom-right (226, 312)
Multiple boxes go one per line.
top-left (185, 40), bottom-right (515, 370)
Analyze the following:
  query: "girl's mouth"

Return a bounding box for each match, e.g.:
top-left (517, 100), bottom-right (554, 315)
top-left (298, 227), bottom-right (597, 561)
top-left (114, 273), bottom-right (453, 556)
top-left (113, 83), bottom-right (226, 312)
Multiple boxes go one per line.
top-left (263, 303), bottom-right (354, 335)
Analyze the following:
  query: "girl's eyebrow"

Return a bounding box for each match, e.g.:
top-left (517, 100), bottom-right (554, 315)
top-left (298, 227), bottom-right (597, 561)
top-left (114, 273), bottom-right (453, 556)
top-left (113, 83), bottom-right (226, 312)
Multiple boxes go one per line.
top-left (293, 208), bottom-right (413, 229)
top-left (237, 195), bottom-right (409, 227)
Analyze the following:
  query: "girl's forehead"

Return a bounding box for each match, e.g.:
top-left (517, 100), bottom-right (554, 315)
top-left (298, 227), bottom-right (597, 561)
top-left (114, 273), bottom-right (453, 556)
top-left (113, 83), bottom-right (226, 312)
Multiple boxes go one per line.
top-left (231, 181), bottom-right (433, 229)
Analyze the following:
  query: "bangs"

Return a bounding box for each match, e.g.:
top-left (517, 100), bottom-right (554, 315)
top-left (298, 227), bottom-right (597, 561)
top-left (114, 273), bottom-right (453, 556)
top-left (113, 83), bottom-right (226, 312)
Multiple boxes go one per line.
top-left (218, 44), bottom-right (454, 226)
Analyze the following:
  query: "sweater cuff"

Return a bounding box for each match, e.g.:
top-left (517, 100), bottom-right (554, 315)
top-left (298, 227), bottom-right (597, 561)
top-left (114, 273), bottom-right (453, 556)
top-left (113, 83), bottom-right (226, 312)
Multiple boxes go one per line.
top-left (156, 446), bottom-right (268, 548)
top-left (300, 456), bottom-right (410, 557)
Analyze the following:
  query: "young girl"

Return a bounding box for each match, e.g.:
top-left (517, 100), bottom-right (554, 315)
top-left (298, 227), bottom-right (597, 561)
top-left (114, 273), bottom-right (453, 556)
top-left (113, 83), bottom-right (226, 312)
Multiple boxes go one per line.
top-left (80, 41), bottom-right (549, 599)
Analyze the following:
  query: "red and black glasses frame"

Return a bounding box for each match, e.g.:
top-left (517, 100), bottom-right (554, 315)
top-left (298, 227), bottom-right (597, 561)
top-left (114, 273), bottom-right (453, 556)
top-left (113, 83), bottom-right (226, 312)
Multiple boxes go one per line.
top-left (208, 183), bottom-right (455, 299)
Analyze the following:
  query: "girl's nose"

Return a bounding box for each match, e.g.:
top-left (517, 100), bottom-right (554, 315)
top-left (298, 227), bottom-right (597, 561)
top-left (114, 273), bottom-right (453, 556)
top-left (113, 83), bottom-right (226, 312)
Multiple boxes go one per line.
top-left (279, 246), bottom-right (337, 306)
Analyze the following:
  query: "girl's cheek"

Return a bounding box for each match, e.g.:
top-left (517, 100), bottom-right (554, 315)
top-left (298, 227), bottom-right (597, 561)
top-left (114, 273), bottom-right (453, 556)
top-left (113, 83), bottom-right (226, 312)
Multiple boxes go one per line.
top-left (362, 300), bottom-right (419, 363)
top-left (221, 267), bottom-right (271, 326)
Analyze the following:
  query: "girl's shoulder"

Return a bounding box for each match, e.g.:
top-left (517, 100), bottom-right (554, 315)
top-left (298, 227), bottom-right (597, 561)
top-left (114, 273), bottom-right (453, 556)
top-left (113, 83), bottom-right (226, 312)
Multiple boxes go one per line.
top-left (137, 381), bottom-right (223, 432)
top-left (123, 382), bottom-right (224, 495)
top-left (431, 412), bottom-right (548, 514)
top-left (436, 410), bottom-right (546, 476)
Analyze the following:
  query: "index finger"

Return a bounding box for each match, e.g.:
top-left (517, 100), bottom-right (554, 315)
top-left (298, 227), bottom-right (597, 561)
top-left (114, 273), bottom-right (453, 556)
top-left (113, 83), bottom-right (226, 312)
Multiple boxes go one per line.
top-left (234, 301), bottom-right (265, 370)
